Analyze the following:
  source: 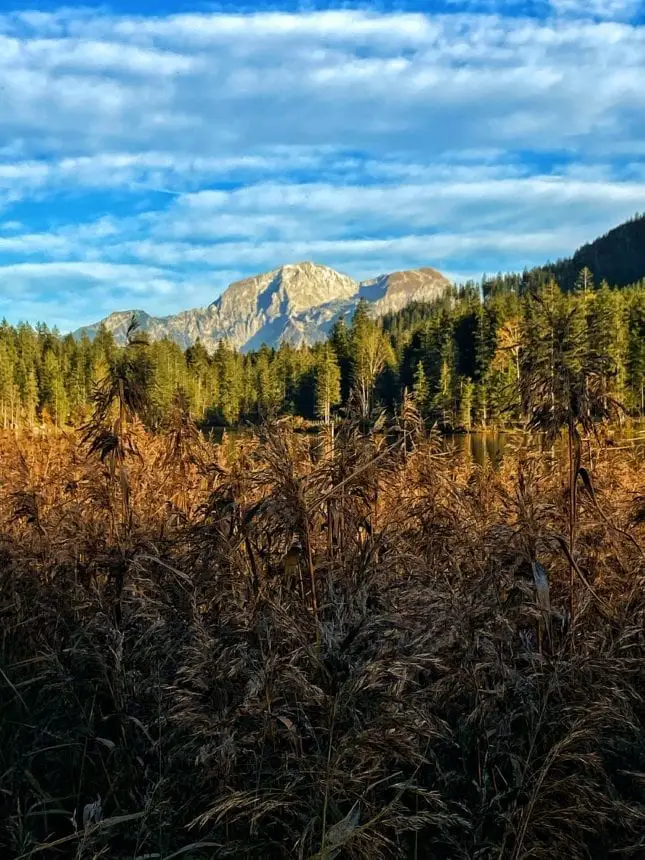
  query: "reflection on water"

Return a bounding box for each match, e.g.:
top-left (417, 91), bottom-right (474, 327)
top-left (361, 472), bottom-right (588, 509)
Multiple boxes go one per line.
top-left (208, 424), bottom-right (645, 467)
top-left (441, 433), bottom-right (509, 468)
top-left (442, 426), bottom-right (645, 467)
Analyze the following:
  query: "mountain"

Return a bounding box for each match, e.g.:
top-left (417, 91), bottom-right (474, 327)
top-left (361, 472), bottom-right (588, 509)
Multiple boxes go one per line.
top-left (74, 215), bottom-right (645, 353)
top-left (541, 213), bottom-right (645, 290)
top-left (75, 261), bottom-right (452, 352)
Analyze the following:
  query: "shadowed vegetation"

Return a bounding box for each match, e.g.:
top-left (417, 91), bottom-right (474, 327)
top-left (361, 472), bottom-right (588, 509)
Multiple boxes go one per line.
top-left (0, 388), bottom-right (644, 858)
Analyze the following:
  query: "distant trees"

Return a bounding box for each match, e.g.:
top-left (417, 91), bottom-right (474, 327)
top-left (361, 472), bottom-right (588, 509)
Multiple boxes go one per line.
top-left (0, 340), bottom-right (18, 429)
top-left (543, 212), bottom-right (645, 291)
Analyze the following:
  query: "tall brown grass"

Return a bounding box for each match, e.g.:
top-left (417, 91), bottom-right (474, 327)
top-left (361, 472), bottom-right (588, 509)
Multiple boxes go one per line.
top-left (0, 412), bottom-right (643, 859)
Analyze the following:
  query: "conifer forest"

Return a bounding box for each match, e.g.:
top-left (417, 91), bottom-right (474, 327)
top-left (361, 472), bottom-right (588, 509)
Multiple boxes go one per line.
top-left (0, 270), bottom-right (643, 431)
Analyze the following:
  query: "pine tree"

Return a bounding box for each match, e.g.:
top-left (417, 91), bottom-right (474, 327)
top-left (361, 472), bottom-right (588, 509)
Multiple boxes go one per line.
top-left (67, 352), bottom-right (88, 424)
top-left (151, 339), bottom-right (188, 420)
top-left (626, 288), bottom-right (645, 415)
top-left (587, 282), bottom-right (627, 410)
top-left (329, 316), bottom-right (352, 403)
top-left (215, 341), bottom-right (243, 426)
top-left (459, 377), bottom-right (474, 430)
top-left (23, 367), bottom-right (39, 427)
top-left (185, 338), bottom-right (212, 419)
top-left (574, 266), bottom-right (595, 297)
top-left (520, 284), bottom-right (619, 621)
top-left (412, 360), bottom-right (429, 417)
top-left (473, 305), bottom-right (491, 426)
top-left (487, 316), bottom-right (522, 424)
top-left (0, 342), bottom-right (15, 429)
top-left (433, 337), bottom-right (456, 428)
top-left (314, 344), bottom-right (341, 425)
top-left (254, 346), bottom-right (282, 419)
top-left (40, 349), bottom-right (68, 427)
top-left (272, 342), bottom-right (301, 415)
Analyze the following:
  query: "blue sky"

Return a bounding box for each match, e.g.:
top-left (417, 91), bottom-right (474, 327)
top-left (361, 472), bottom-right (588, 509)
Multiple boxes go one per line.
top-left (1, 1), bottom-right (644, 330)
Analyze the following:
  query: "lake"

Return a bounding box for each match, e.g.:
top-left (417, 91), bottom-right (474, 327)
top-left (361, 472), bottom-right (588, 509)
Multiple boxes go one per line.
top-left (209, 424), bottom-right (645, 467)
top-left (442, 426), bottom-right (645, 467)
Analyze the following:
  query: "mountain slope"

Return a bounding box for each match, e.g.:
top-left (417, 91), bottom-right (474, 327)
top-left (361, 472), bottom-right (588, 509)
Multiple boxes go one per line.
top-left (75, 262), bottom-right (452, 352)
top-left (542, 213), bottom-right (645, 290)
top-left (359, 267), bottom-right (451, 313)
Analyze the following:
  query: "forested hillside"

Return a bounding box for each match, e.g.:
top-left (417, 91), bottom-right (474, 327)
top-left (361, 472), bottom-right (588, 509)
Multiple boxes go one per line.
top-left (1, 273), bottom-right (643, 430)
top-left (541, 213), bottom-right (645, 291)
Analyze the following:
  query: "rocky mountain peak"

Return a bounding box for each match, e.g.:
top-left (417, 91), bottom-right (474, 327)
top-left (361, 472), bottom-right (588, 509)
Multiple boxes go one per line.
top-left (213, 261), bottom-right (358, 320)
top-left (75, 261), bottom-right (452, 352)
top-left (360, 267), bottom-right (451, 314)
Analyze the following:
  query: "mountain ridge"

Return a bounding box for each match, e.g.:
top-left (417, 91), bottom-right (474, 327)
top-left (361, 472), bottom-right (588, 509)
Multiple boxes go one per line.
top-left (75, 261), bottom-right (452, 352)
top-left (75, 213), bottom-right (645, 353)
top-left (540, 213), bottom-right (645, 290)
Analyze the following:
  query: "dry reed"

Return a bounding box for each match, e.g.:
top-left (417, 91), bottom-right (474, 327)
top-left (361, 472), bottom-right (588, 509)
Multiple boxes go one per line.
top-left (0, 413), bottom-right (643, 859)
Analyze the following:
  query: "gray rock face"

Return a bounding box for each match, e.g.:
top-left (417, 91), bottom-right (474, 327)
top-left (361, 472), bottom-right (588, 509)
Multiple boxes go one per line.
top-left (75, 261), bottom-right (451, 352)
top-left (359, 267), bottom-right (452, 315)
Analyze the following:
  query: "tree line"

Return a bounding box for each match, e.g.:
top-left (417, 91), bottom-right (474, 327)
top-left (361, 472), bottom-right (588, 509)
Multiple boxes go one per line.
top-left (0, 268), bottom-right (643, 431)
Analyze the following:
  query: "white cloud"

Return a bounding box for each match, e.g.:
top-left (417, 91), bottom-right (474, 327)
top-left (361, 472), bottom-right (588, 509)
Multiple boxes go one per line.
top-left (0, 261), bottom-right (236, 330)
top-left (0, 9), bottom-right (644, 159)
top-left (0, 261), bottom-right (176, 290)
top-left (151, 176), bottom-right (643, 249)
top-left (110, 10), bottom-right (437, 46)
top-left (0, 168), bottom-right (639, 310)
top-left (0, 149), bottom-right (359, 198)
top-left (0, 6), bottom-right (642, 328)
top-left (550, 0), bottom-right (642, 21)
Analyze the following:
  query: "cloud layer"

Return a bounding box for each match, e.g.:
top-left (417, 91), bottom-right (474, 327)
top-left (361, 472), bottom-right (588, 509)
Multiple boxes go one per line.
top-left (0, 2), bottom-right (643, 329)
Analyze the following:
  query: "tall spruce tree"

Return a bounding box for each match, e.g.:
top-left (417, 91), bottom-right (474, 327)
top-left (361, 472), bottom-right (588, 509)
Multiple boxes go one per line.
top-left (314, 344), bottom-right (341, 425)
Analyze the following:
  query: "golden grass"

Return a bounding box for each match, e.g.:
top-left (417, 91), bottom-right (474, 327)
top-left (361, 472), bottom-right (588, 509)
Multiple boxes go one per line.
top-left (0, 418), bottom-right (643, 859)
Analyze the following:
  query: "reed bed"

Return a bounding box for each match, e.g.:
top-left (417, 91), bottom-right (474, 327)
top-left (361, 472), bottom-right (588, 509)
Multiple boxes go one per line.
top-left (0, 415), bottom-right (643, 859)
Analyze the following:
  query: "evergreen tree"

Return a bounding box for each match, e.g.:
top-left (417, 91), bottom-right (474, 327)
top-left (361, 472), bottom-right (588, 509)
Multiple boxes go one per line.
top-left (0, 341), bottom-right (16, 429)
top-left (412, 360), bottom-right (429, 417)
top-left (432, 332), bottom-right (456, 428)
top-left (519, 284), bottom-right (620, 619)
top-left (254, 346), bottom-right (282, 419)
top-left (215, 341), bottom-right (243, 426)
top-left (67, 350), bottom-right (88, 424)
top-left (314, 344), bottom-right (341, 425)
top-left (574, 266), bottom-right (595, 297)
top-left (151, 339), bottom-right (189, 419)
top-left (23, 367), bottom-right (39, 427)
top-left (186, 339), bottom-right (213, 419)
top-left (329, 317), bottom-right (352, 403)
top-left (626, 288), bottom-right (645, 414)
top-left (587, 282), bottom-right (627, 410)
top-left (40, 349), bottom-right (68, 427)
top-left (459, 377), bottom-right (474, 431)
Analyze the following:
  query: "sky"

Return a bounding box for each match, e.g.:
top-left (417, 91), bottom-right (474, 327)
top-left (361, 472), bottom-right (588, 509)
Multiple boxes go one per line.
top-left (1, 1), bottom-right (644, 331)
